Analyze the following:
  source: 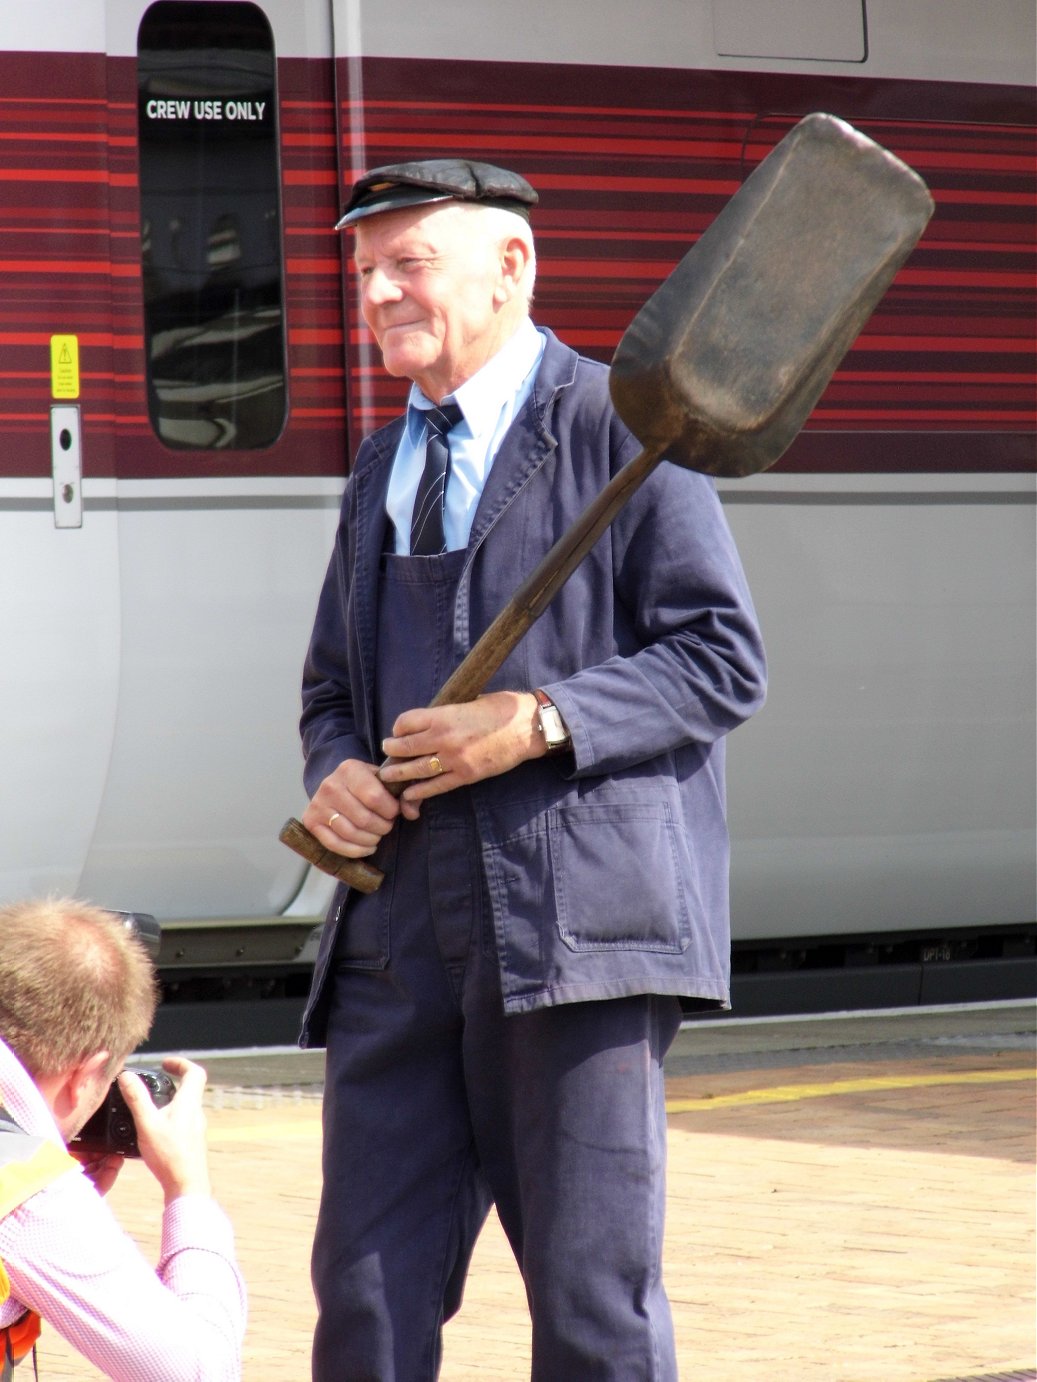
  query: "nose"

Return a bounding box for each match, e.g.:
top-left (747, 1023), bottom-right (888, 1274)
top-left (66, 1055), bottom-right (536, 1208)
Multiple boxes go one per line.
top-left (361, 265), bottom-right (402, 307)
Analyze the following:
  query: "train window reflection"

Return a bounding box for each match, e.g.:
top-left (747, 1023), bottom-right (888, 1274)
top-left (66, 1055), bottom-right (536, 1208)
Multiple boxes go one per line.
top-left (137, 1), bottom-right (287, 450)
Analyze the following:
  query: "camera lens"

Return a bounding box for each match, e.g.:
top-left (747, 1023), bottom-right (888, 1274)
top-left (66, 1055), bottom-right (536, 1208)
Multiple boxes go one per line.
top-left (112, 1115), bottom-right (135, 1148)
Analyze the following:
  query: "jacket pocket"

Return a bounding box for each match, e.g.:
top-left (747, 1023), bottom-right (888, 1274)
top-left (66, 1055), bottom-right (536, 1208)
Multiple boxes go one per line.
top-left (547, 800), bottom-right (692, 953)
top-left (330, 883), bottom-right (390, 969)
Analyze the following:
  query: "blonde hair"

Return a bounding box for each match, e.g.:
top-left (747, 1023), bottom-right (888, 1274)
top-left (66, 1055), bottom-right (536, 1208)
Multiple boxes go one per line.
top-left (0, 898), bottom-right (159, 1078)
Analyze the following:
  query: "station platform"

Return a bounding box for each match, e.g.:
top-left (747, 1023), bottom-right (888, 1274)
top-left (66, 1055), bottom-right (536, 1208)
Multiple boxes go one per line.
top-left (36, 1001), bottom-right (1035, 1381)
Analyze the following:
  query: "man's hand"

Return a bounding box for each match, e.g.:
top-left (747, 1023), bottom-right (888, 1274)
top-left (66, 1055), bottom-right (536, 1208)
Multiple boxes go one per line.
top-left (302, 757), bottom-right (403, 856)
top-left (379, 691), bottom-right (544, 816)
top-left (71, 1150), bottom-right (124, 1198)
top-left (117, 1057), bottom-right (212, 1206)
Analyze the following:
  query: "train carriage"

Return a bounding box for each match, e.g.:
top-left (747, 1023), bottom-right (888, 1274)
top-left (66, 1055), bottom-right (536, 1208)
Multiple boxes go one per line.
top-left (1, 0), bottom-right (1033, 1030)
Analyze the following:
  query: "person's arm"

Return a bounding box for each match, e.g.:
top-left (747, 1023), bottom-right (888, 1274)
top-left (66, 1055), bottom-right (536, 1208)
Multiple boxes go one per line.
top-left (0, 1165), bottom-right (245, 1382)
top-left (542, 460), bottom-right (768, 777)
top-left (378, 690), bottom-right (544, 810)
top-left (0, 1057), bottom-right (244, 1380)
top-left (296, 478), bottom-right (409, 855)
top-left (299, 489), bottom-right (371, 798)
top-left (379, 458), bottom-right (766, 803)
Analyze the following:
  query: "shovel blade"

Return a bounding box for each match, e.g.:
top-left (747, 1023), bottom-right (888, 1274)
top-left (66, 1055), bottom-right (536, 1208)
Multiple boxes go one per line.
top-left (608, 112), bottom-right (934, 478)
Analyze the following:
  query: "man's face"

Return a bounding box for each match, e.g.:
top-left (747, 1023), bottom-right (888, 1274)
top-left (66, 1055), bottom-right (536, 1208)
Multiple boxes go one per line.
top-left (353, 203), bottom-right (515, 401)
top-left (51, 1056), bottom-right (115, 1142)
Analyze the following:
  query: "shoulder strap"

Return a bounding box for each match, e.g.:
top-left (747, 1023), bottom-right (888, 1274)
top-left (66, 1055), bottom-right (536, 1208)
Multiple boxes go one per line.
top-left (0, 1104), bottom-right (76, 1375)
top-left (0, 1106), bottom-right (77, 1221)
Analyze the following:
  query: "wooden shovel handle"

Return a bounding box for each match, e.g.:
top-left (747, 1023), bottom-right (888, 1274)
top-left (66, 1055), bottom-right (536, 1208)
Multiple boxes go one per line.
top-left (280, 443), bottom-right (664, 892)
top-left (278, 817), bottom-right (386, 893)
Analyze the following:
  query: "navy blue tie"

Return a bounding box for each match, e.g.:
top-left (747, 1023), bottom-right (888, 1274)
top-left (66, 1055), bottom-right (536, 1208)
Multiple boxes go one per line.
top-left (410, 402), bottom-right (463, 556)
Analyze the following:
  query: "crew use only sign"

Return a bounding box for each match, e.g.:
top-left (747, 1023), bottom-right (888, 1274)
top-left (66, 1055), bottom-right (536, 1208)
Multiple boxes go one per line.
top-left (143, 98), bottom-right (270, 122)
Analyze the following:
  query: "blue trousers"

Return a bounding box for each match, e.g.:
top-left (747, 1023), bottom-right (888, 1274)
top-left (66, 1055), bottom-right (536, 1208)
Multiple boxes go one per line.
top-left (311, 804), bottom-right (682, 1381)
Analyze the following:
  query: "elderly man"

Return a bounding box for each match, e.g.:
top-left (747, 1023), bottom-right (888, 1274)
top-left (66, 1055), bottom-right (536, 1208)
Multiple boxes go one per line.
top-left (0, 899), bottom-right (245, 1380)
top-left (298, 158), bottom-right (766, 1380)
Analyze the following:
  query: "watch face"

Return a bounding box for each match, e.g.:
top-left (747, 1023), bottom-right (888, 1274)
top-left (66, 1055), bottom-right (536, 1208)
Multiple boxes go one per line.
top-left (539, 703), bottom-right (569, 749)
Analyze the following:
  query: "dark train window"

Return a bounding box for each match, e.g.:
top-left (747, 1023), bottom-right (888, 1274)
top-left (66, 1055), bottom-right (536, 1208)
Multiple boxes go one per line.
top-left (137, 1), bottom-right (287, 449)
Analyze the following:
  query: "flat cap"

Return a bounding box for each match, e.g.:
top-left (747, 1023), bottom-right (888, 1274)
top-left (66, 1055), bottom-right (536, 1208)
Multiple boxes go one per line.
top-left (335, 158), bottom-right (538, 229)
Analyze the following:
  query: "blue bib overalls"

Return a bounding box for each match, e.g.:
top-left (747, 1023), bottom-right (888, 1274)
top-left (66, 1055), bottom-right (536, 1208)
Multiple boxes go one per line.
top-left (311, 547), bottom-right (682, 1381)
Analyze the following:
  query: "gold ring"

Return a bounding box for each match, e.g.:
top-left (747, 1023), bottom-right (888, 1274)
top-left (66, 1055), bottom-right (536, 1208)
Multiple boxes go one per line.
top-left (428, 756), bottom-right (444, 776)
top-left (328, 811), bottom-right (341, 827)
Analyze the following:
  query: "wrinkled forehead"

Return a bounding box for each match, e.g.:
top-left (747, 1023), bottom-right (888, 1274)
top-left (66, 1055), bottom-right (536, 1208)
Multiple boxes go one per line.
top-left (352, 200), bottom-right (493, 261)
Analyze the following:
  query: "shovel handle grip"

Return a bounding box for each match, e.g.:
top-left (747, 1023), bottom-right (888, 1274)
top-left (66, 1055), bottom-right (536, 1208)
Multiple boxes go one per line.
top-left (278, 817), bottom-right (385, 894)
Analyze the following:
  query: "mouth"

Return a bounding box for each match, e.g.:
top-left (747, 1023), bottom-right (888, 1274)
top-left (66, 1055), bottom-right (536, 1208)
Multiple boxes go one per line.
top-left (378, 316), bottom-right (424, 340)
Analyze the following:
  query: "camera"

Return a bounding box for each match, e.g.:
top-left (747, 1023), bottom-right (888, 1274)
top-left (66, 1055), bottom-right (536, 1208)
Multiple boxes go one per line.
top-left (73, 1067), bottom-right (176, 1158)
top-left (108, 909), bottom-right (161, 962)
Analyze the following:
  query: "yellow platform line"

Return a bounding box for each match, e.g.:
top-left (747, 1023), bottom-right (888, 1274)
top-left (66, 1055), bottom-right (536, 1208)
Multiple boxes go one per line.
top-left (201, 1068), bottom-right (1036, 1136)
top-left (666, 1066), bottom-right (1035, 1113)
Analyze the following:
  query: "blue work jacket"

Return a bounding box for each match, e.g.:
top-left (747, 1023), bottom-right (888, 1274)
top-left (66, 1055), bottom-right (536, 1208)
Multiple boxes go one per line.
top-left (298, 329), bottom-right (766, 1042)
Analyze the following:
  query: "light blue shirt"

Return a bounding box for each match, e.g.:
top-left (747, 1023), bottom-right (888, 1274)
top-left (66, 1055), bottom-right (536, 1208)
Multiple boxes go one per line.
top-left (386, 318), bottom-right (547, 554)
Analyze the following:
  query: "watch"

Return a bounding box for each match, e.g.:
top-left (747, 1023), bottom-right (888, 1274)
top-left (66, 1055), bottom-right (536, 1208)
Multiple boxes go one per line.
top-left (533, 689), bottom-right (571, 754)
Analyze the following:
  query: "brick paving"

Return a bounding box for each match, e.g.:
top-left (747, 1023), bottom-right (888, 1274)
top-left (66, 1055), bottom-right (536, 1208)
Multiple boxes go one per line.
top-left (32, 1012), bottom-right (1035, 1380)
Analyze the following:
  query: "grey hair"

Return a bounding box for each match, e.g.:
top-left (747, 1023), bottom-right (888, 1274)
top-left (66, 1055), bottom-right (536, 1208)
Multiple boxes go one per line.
top-left (473, 204), bottom-right (538, 303)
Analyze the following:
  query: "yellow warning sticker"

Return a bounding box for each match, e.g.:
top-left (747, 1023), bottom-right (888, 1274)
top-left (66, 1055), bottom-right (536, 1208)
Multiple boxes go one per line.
top-left (50, 335), bottom-right (80, 399)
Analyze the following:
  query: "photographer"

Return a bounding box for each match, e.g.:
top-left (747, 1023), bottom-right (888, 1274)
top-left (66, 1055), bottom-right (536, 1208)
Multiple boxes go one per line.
top-left (0, 898), bottom-right (245, 1380)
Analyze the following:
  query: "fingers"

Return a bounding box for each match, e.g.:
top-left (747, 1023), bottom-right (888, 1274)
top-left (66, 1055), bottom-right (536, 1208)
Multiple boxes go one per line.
top-left (116, 1067), bottom-right (152, 1113)
top-left (316, 810), bottom-right (394, 857)
top-left (117, 1064), bottom-right (191, 1136)
top-left (378, 751), bottom-right (449, 785)
top-left (73, 1151), bottom-right (124, 1197)
top-left (303, 759), bottom-right (401, 857)
top-left (116, 1059), bottom-right (197, 1124)
top-left (160, 1055), bottom-right (206, 1092)
top-left (377, 742), bottom-right (453, 816)
top-left (381, 693), bottom-right (539, 797)
top-left (380, 710), bottom-right (451, 787)
top-left (118, 1062), bottom-right (212, 1202)
top-left (381, 707), bottom-right (440, 762)
top-left (377, 753), bottom-right (451, 819)
top-left (304, 695), bottom-right (541, 840)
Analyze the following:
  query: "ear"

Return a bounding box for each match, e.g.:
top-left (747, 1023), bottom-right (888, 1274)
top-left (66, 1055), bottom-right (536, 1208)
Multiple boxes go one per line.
top-left (493, 235), bottom-right (531, 306)
top-left (39, 1050), bottom-right (112, 1132)
top-left (71, 1050), bottom-right (114, 1102)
